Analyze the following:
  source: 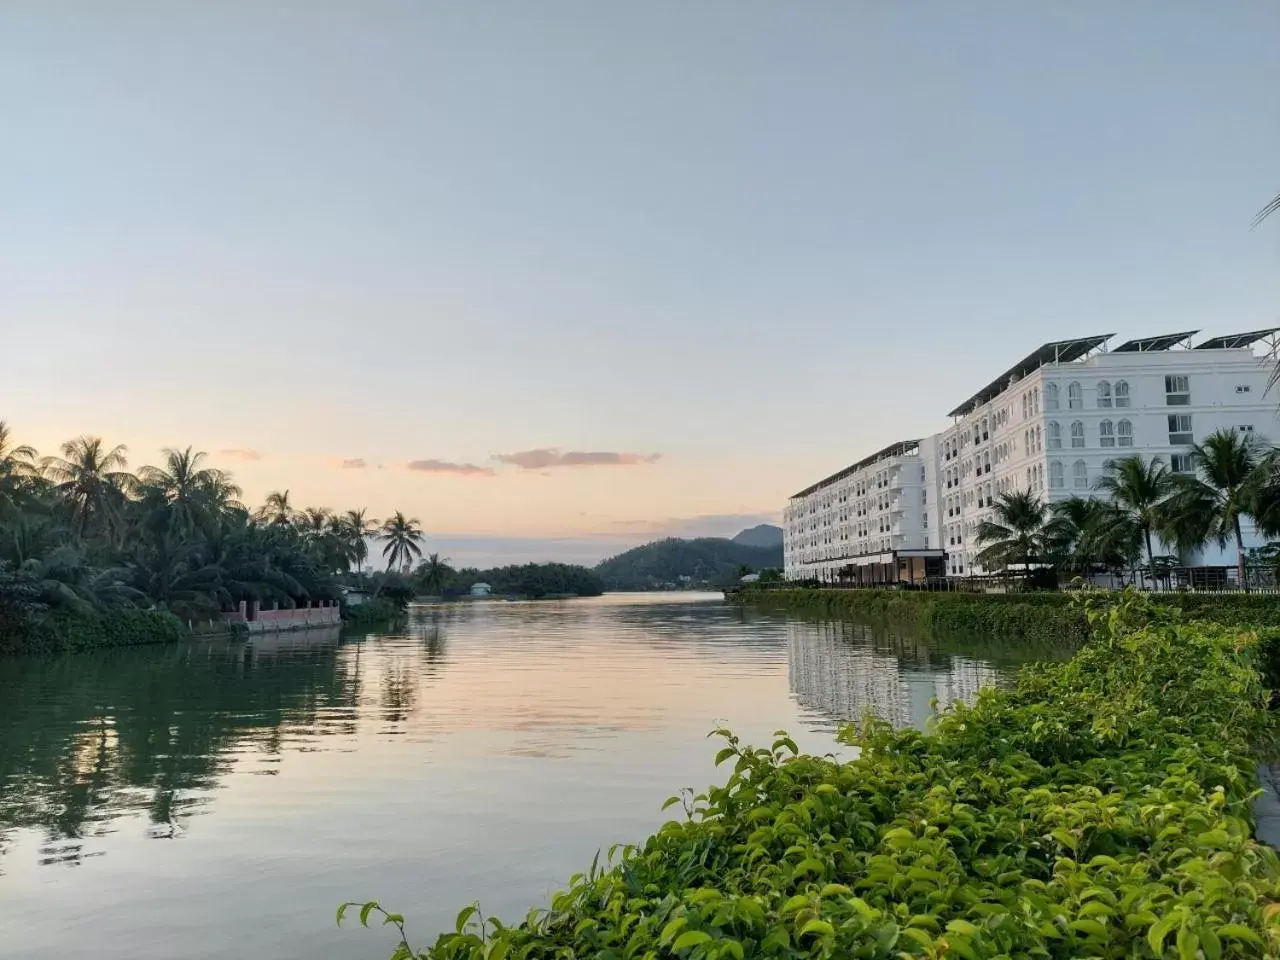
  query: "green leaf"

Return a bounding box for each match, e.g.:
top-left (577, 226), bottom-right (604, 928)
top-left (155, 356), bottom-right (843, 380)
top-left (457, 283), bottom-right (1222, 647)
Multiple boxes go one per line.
top-left (1068, 918), bottom-right (1108, 940)
top-left (487, 938), bottom-right (510, 960)
top-left (819, 883), bottom-right (851, 898)
top-left (793, 857), bottom-right (825, 879)
top-left (714, 747), bottom-right (737, 766)
top-left (672, 930), bottom-right (713, 952)
top-left (456, 905), bottom-right (478, 934)
top-left (359, 901), bottom-right (378, 928)
top-left (1215, 924), bottom-right (1262, 945)
top-left (780, 894), bottom-right (810, 915)
top-left (1199, 925), bottom-right (1223, 960)
top-left (336, 903), bottom-right (350, 927)
top-left (661, 795), bottom-right (681, 811)
top-left (1148, 916), bottom-right (1178, 954)
top-left (799, 919), bottom-right (834, 939)
top-left (660, 917), bottom-right (688, 945)
top-left (721, 939), bottom-right (744, 960)
top-left (900, 927), bottom-right (934, 947)
top-left (382, 913), bottom-right (405, 926)
top-left (1176, 924), bottom-right (1198, 960)
top-left (945, 919), bottom-right (979, 937)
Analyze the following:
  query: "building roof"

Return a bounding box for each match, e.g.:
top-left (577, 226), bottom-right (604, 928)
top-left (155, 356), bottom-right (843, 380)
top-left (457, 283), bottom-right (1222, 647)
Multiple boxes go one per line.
top-left (789, 439), bottom-right (920, 500)
top-left (1194, 328), bottom-right (1280, 350)
top-left (946, 334), bottom-right (1114, 418)
top-left (1113, 330), bottom-right (1198, 353)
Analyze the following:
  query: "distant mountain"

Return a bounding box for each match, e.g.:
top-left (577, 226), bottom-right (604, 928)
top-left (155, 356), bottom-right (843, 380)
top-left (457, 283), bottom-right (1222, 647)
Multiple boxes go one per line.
top-left (731, 524), bottom-right (783, 549)
top-left (595, 536), bottom-right (783, 591)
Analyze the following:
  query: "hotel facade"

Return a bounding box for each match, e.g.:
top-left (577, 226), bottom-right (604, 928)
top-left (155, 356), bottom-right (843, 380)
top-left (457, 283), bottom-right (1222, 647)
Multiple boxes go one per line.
top-left (783, 330), bottom-right (1279, 583)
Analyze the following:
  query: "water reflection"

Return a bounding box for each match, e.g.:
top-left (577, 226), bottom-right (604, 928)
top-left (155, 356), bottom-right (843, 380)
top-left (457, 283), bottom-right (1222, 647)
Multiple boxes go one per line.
top-left (0, 594), bottom-right (1034, 960)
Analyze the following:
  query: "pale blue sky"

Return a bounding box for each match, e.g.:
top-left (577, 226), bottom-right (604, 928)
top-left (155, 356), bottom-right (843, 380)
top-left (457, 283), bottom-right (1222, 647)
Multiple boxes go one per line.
top-left (3, 2), bottom-right (1278, 563)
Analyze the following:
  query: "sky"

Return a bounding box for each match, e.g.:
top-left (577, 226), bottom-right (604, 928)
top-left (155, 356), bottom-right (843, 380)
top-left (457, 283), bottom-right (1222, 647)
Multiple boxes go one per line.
top-left (3, 2), bottom-right (1279, 565)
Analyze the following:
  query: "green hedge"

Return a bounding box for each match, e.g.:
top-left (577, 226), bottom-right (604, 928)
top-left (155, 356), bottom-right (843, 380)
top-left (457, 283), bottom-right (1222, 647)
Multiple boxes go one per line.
top-left (344, 591), bottom-right (1280, 959)
top-left (1, 608), bottom-right (186, 656)
top-left (340, 597), bottom-right (405, 628)
top-left (735, 586), bottom-right (1280, 647)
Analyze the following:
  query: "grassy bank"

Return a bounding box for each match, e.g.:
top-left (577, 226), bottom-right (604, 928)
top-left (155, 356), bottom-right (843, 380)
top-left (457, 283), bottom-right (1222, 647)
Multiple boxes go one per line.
top-left (734, 586), bottom-right (1280, 647)
top-left (1, 608), bottom-right (185, 656)
top-left (345, 592), bottom-right (1280, 958)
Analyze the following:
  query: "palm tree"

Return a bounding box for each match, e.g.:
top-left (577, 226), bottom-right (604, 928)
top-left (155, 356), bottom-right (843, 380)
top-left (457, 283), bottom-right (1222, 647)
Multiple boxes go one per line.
top-left (41, 436), bottom-right (135, 538)
top-left (1161, 429), bottom-right (1269, 586)
top-left (1094, 455), bottom-right (1173, 582)
top-left (256, 490), bottom-right (295, 526)
top-left (0, 421), bottom-right (38, 519)
top-left (974, 490), bottom-right (1051, 576)
top-left (138, 446), bottom-right (243, 535)
top-left (379, 512), bottom-right (425, 572)
top-left (417, 552), bottom-right (453, 594)
top-left (341, 508), bottom-right (376, 573)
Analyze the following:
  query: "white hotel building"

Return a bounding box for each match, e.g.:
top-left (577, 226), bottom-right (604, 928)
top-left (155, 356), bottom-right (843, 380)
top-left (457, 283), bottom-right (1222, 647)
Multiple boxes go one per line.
top-left (783, 330), bottom-right (1279, 583)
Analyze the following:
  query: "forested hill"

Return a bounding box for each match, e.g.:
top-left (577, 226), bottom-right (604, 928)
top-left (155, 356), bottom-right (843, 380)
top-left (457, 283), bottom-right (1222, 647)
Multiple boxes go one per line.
top-left (595, 537), bottom-right (783, 590)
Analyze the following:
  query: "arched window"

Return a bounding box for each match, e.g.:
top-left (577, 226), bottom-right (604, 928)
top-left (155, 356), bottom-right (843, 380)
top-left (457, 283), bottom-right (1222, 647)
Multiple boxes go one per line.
top-left (1073, 460), bottom-right (1088, 489)
top-left (981, 416), bottom-right (989, 440)
top-left (1099, 419), bottom-right (1115, 448)
top-left (1114, 380), bottom-right (1130, 408)
top-left (1071, 421), bottom-right (1085, 448)
top-left (1049, 461), bottom-right (1064, 489)
top-left (1068, 382), bottom-right (1083, 410)
top-left (1045, 382), bottom-right (1060, 411)
top-left (1034, 425), bottom-right (1042, 452)
top-left (983, 451), bottom-right (991, 473)
top-left (1047, 422), bottom-right (1061, 449)
top-left (1117, 419), bottom-right (1133, 447)
top-left (984, 482), bottom-right (992, 506)
top-left (1033, 387), bottom-right (1040, 415)
top-left (1097, 380), bottom-right (1112, 408)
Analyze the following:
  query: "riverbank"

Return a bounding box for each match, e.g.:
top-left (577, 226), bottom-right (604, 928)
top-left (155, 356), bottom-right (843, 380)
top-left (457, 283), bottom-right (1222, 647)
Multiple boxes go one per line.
top-left (731, 585), bottom-right (1280, 646)
top-left (350, 591), bottom-right (1280, 959)
top-left (0, 607), bottom-right (186, 656)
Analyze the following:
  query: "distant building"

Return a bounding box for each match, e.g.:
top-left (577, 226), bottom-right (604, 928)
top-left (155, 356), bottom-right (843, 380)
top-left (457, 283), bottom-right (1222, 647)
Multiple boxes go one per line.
top-left (784, 330), bottom-right (1280, 581)
top-left (739, 573), bottom-right (761, 584)
top-left (469, 582), bottom-right (492, 597)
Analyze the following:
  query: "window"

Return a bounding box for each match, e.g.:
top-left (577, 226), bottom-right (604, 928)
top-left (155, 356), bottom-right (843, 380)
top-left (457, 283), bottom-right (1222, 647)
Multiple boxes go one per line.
top-left (1114, 380), bottom-right (1130, 407)
top-left (982, 417), bottom-right (989, 441)
top-left (1236, 385), bottom-right (1252, 394)
top-left (1099, 419), bottom-right (1115, 448)
top-left (1034, 425), bottom-right (1042, 453)
top-left (1047, 421), bottom-right (1061, 449)
top-left (1165, 375), bottom-right (1190, 406)
top-left (1117, 419), bottom-right (1133, 447)
top-left (1049, 461), bottom-right (1064, 489)
top-left (1073, 460), bottom-right (1088, 489)
top-left (1071, 421), bottom-right (1085, 448)
top-left (1171, 453), bottom-right (1195, 474)
top-left (984, 482), bottom-right (992, 506)
top-left (1239, 424), bottom-right (1255, 433)
top-left (1045, 382), bottom-right (1060, 411)
top-left (1168, 414), bottom-right (1193, 446)
top-left (983, 451), bottom-right (991, 474)
top-left (1022, 394), bottom-right (1029, 419)
top-left (1068, 382), bottom-right (1083, 409)
top-left (1033, 387), bottom-right (1040, 415)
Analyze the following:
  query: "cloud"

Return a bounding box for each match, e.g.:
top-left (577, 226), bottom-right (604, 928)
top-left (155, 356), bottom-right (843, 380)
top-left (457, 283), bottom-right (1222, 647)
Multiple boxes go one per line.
top-left (340, 458), bottom-right (366, 469)
top-left (218, 448), bottom-right (263, 461)
top-left (493, 449), bottom-right (663, 470)
top-left (406, 459), bottom-right (495, 476)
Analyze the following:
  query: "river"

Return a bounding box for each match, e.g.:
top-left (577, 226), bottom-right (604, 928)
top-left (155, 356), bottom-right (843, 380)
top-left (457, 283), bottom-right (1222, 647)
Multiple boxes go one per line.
top-left (0, 592), bottom-right (1028, 959)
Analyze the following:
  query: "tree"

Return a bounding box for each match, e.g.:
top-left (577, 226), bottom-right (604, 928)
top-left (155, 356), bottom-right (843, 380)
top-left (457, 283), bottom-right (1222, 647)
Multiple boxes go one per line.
top-left (341, 509), bottom-right (377, 573)
top-left (1161, 429), bottom-right (1269, 586)
top-left (256, 490), bottom-right (296, 526)
top-left (974, 490), bottom-right (1052, 576)
top-left (138, 446), bottom-right (242, 537)
top-left (40, 436), bottom-right (135, 538)
top-left (1093, 455), bottom-right (1173, 580)
top-left (0, 421), bottom-right (39, 519)
top-left (379, 512), bottom-right (425, 572)
top-left (416, 552), bottom-right (453, 595)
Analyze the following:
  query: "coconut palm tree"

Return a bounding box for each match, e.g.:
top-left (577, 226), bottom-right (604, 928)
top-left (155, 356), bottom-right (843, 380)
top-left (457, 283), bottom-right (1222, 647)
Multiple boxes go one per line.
top-left (974, 490), bottom-right (1051, 575)
top-left (1161, 429), bottom-right (1269, 586)
top-left (379, 512), bottom-right (425, 572)
top-left (1094, 455), bottom-right (1173, 582)
top-left (138, 447), bottom-right (243, 536)
top-left (417, 552), bottom-right (453, 594)
top-left (40, 436), bottom-right (135, 538)
top-left (341, 508), bottom-right (377, 573)
top-left (256, 490), bottom-right (295, 526)
top-left (0, 421), bottom-right (39, 519)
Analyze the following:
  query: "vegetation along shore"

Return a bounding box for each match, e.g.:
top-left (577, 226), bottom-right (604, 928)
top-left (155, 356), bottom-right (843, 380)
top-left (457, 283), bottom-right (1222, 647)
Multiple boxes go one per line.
top-left (0, 423), bottom-right (602, 655)
top-left (343, 590), bottom-right (1280, 958)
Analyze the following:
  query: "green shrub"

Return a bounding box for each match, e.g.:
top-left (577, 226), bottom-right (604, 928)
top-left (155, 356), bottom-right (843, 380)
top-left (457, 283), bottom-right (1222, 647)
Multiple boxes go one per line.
top-left (3, 608), bottom-right (185, 656)
top-left (341, 597), bottom-right (404, 628)
top-left (343, 592), bottom-right (1280, 958)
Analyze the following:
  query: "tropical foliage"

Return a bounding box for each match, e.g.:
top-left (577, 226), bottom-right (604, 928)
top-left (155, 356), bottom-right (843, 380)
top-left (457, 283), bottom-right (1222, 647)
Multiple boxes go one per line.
top-left (343, 591), bottom-right (1280, 959)
top-left (0, 421), bottom-right (424, 652)
top-left (596, 537), bottom-right (783, 591)
top-left (408, 558), bottom-right (605, 599)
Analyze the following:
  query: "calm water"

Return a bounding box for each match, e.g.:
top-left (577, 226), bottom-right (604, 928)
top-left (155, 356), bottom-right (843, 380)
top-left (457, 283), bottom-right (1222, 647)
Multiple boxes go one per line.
top-left (0, 593), bottom-right (1022, 960)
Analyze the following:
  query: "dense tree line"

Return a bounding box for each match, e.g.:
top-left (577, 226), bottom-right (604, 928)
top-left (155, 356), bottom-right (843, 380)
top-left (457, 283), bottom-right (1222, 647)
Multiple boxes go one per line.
top-left (594, 537), bottom-right (783, 591)
top-left (410, 554), bottom-right (604, 599)
top-left (0, 422), bottom-right (428, 647)
top-left (974, 430), bottom-right (1280, 584)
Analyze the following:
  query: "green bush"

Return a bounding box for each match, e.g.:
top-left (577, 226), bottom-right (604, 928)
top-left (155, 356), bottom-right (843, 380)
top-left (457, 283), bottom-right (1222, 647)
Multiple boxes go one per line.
top-left (2, 608), bottom-right (185, 656)
top-left (341, 597), bottom-right (404, 628)
top-left (344, 592), bottom-right (1280, 958)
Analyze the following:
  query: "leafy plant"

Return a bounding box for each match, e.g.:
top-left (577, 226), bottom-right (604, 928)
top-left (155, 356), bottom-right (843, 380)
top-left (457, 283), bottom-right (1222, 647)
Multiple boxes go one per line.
top-left (343, 591), bottom-right (1280, 959)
